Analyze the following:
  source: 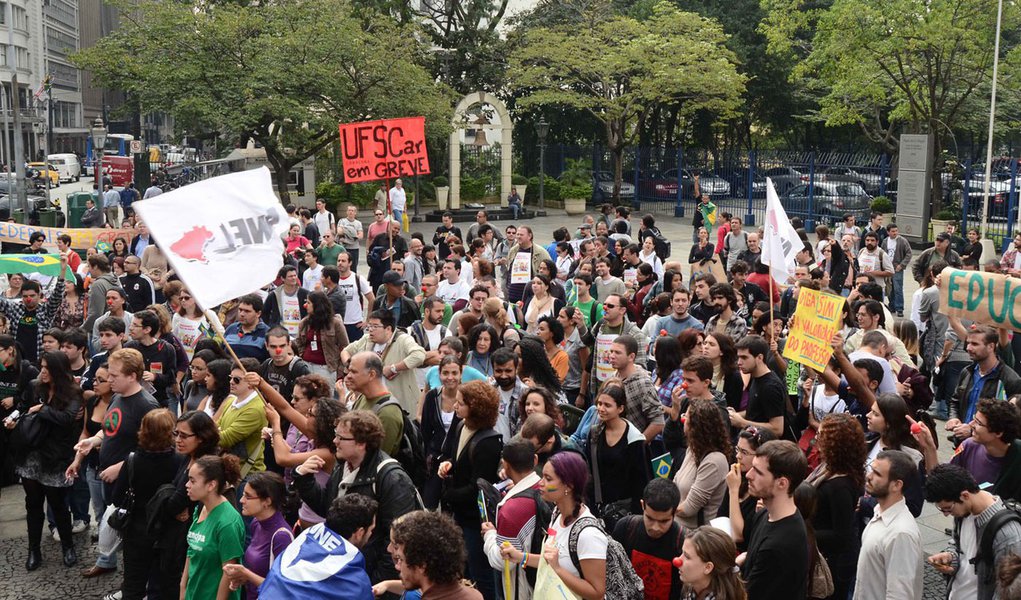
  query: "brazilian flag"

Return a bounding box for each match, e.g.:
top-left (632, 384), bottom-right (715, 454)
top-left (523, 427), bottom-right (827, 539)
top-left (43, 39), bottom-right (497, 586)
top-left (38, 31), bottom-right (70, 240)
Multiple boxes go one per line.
top-left (651, 452), bottom-right (673, 479)
top-left (0, 254), bottom-right (74, 279)
top-left (700, 200), bottom-right (718, 227)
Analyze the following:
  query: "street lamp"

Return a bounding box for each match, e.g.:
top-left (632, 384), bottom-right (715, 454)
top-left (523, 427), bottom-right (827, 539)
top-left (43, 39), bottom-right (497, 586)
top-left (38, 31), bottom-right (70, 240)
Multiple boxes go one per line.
top-left (537, 118), bottom-right (549, 210)
top-left (91, 117), bottom-right (106, 190)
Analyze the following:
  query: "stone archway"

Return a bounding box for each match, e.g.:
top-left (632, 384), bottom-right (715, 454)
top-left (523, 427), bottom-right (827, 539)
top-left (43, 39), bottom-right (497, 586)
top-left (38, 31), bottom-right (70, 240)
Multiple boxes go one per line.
top-left (450, 91), bottom-right (513, 210)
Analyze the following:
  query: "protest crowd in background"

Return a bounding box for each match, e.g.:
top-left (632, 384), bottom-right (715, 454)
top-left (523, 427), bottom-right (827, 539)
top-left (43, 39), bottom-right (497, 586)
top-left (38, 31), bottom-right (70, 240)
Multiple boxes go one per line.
top-left (9, 167), bottom-right (1021, 600)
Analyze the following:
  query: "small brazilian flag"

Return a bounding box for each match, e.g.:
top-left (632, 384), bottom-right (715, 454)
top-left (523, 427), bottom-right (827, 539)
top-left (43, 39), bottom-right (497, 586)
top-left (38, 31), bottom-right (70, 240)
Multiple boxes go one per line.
top-left (700, 200), bottom-right (718, 227)
top-left (0, 254), bottom-right (74, 279)
top-left (651, 452), bottom-right (673, 479)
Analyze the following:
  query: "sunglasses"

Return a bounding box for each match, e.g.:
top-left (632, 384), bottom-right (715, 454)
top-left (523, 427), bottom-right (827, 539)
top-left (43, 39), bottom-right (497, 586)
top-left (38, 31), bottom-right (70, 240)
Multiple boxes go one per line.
top-left (230, 376), bottom-right (243, 384)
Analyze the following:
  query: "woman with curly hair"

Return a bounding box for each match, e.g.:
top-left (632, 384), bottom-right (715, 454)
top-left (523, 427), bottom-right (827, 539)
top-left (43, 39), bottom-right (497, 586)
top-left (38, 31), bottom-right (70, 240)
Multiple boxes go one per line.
top-left (251, 372), bottom-right (341, 527)
top-left (674, 399), bottom-right (732, 529)
top-left (677, 526), bottom-right (746, 600)
top-left (585, 384), bottom-right (650, 530)
top-left (437, 379), bottom-right (503, 599)
top-left (465, 322), bottom-right (500, 378)
top-left (805, 413), bottom-right (866, 600)
top-left (536, 315), bottom-right (568, 382)
top-left (702, 332), bottom-right (745, 410)
top-left (519, 386), bottom-right (565, 432)
top-left (515, 335), bottom-right (563, 399)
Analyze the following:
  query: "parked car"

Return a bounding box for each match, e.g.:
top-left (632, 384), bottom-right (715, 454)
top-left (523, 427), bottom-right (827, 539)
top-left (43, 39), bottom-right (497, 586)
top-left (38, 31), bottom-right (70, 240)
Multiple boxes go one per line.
top-left (760, 166), bottom-right (810, 195)
top-left (590, 170), bottom-right (635, 204)
top-left (781, 182), bottom-right (872, 222)
top-left (724, 169), bottom-right (768, 198)
top-left (957, 179), bottom-right (1012, 222)
top-left (820, 166), bottom-right (889, 195)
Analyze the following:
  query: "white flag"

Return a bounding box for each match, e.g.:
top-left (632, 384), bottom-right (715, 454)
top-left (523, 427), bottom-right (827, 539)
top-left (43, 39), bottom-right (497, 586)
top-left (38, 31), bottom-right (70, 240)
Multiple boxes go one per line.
top-left (134, 167), bottom-right (289, 308)
top-left (761, 177), bottom-right (803, 284)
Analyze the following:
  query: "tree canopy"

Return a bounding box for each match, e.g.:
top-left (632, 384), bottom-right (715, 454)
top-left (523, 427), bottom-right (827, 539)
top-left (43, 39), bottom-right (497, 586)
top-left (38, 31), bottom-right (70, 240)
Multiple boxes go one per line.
top-left (73, 0), bottom-right (453, 197)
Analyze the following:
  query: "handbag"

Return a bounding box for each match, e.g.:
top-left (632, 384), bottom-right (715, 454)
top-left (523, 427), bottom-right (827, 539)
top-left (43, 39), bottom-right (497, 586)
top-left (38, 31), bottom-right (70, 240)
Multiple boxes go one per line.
top-left (808, 547), bottom-right (835, 599)
top-left (106, 453), bottom-right (136, 532)
top-left (10, 411), bottom-right (46, 450)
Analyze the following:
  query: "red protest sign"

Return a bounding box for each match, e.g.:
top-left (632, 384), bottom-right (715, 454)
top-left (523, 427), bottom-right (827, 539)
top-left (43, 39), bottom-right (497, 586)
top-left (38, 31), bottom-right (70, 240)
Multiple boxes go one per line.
top-left (338, 117), bottom-right (430, 183)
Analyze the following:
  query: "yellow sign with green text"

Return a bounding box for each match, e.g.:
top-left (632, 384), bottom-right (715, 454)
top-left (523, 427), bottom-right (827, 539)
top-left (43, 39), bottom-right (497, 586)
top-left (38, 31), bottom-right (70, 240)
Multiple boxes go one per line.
top-left (783, 287), bottom-right (846, 371)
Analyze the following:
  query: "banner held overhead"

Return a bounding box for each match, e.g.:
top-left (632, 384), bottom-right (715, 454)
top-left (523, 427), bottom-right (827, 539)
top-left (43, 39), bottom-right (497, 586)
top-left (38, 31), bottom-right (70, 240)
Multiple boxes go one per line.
top-left (338, 117), bottom-right (430, 183)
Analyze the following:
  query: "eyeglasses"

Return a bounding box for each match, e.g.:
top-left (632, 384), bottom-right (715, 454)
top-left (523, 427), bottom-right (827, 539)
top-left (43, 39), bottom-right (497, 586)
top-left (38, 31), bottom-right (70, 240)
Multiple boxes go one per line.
top-left (374, 213), bottom-right (383, 217)
top-left (936, 501), bottom-right (959, 515)
top-left (365, 324), bottom-right (384, 331)
top-left (970, 416), bottom-right (989, 429)
top-left (334, 433), bottom-right (355, 442)
top-left (93, 377), bottom-right (109, 384)
top-left (603, 303), bottom-right (618, 309)
top-left (172, 430), bottom-right (196, 439)
top-left (736, 447), bottom-right (753, 457)
top-left (180, 296), bottom-right (192, 301)
top-left (230, 376), bottom-right (243, 384)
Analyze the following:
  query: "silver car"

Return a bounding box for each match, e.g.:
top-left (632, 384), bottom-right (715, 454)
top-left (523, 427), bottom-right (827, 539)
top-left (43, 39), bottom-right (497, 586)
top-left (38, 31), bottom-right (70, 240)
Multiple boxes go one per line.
top-left (782, 182), bottom-right (872, 222)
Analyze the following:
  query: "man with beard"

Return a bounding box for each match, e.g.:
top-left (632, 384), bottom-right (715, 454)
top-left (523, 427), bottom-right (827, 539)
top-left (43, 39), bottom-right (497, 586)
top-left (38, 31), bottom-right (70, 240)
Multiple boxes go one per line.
top-left (739, 440), bottom-right (809, 600)
top-left (857, 231), bottom-right (894, 299)
top-left (704, 283), bottom-right (747, 340)
top-left (736, 232), bottom-right (762, 268)
top-left (656, 288), bottom-right (702, 337)
top-left (402, 237), bottom-right (425, 292)
top-left (854, 450), bottom-right (923, 600)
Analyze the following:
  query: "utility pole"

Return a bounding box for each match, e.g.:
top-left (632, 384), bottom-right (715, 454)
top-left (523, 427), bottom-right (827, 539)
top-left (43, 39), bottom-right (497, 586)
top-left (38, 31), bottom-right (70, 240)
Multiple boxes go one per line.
top-left (7, 2), bottom-right (26, 220)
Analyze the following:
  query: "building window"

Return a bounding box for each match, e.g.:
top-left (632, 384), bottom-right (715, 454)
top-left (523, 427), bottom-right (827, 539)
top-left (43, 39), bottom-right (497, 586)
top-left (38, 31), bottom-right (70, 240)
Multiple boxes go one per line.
top-left (43, 0), bottom-right (76, 30)
top-left (52, 101), bottom-right (80, 129)
top-left (47, 60), bottom-right (78, 91)
top-left (46, 27), bottom-right (77, 58)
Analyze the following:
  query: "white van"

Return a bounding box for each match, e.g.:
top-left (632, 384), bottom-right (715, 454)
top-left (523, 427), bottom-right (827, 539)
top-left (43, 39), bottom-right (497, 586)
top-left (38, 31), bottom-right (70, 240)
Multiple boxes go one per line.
top-left (46, 153), bottom-right (81, 183)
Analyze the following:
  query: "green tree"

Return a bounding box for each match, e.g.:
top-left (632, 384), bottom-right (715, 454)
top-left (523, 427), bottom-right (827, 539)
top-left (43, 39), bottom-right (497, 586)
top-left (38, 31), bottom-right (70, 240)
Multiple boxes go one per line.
top-left (507, 0), bottom-right (745, 200)
top-left (762, 0), bottom-right (1020, 210)
top-left (73, 0), bottom-right (453, 198)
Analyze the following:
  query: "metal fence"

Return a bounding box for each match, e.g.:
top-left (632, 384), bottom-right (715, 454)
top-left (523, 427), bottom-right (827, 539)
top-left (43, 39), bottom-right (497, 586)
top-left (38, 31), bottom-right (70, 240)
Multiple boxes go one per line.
top-left (535, 144), bottom-right (1021, 249)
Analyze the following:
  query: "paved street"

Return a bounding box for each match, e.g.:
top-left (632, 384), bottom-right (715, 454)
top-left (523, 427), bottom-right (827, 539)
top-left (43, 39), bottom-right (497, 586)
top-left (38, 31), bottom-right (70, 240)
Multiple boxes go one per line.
top-left (0, 203), bottom-right (953, 598)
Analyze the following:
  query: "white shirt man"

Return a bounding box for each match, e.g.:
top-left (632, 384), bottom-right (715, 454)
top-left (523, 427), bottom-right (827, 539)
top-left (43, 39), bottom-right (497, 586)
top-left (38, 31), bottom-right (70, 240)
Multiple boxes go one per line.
top-left (335, 252), bottom-right (373, 327)
top-left (436, 259), bottom-right (471, 304)
top-left (301, 252), bottom-right (324, 291)
top-left (389, 179), bottom-right (407, 213)
top-left (312, 199), bottom-right (336, 238)
top-left (337, 205), bottom-right (363, 249)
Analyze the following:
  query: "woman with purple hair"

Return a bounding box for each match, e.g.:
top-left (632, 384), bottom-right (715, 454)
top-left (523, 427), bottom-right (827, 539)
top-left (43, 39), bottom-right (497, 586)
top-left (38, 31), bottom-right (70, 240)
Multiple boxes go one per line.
top-left (501, 451), bottom-right (608, 599)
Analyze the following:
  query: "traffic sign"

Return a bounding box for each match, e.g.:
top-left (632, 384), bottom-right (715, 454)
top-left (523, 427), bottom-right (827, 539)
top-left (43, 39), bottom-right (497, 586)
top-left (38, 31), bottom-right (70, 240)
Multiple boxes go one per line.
top-left (130, 140), bottom-right (143, 154)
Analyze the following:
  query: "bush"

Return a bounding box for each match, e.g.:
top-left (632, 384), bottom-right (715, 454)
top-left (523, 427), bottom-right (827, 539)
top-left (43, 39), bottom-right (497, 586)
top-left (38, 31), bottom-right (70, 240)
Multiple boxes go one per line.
top-left (460, 176), bottom-right (488, 201)
top-left (512, 173), bottom-right (528, 185)
top-left (561, 183), bottom-right (593, 200)
top-left (432, 175), bottom-right (448, 187)
top-left (934, 209), bottom-right (958, 220)
top-left (870, 196), bottom-right (894, 213)
top-left (524, 175), bottom-right (561, 204)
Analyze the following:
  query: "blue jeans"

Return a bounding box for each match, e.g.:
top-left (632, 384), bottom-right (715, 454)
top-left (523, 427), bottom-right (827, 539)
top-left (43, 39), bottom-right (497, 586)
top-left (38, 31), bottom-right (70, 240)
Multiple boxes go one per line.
top-left (457, 516), bottom-right (495, 600)
top-left (509, 204), bottom-right (521, 219)
top-left (392, 209), bottom-right (404, 227)
top-left (891, 269), bottom-right (905, 313)
top-left (936, 360), bottom-right (969, 419)
top-left (85, 465), bottom-right (106, 527)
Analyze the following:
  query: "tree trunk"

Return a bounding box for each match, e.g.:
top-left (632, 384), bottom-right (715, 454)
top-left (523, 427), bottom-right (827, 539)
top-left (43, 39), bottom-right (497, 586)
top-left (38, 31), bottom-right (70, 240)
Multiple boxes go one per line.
top-left (265, 151), bottom-right (292, 202)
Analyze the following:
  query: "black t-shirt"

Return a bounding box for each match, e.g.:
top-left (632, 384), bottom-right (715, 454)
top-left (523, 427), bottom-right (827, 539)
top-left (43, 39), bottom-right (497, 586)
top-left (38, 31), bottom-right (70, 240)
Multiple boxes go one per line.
top-left (0, 360), bottom-right (36, 418)
top-left (125, 339), bottom-right (178, 407)
top-left (741, 509), bottom-right (809, 600)
top-left (16, 308), bottom-right (38, 364)
top-left (98, 389), bottom-right (159, 470)
top-left (258, 357), bottom-right (312, 402)
top-left (745, 371), bottom-right (786, 426)
top-left (612, 514), bottom-right (683, 600)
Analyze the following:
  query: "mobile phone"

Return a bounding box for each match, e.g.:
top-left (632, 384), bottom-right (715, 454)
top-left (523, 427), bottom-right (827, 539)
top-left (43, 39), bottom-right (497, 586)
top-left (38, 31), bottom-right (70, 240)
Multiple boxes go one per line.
top-left (4, 409), bottom-right (20, 424)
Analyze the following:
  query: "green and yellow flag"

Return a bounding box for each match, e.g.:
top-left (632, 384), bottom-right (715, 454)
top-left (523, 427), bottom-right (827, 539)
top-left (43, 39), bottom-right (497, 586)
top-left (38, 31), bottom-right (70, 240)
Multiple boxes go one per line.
top-left (0, 254), bottom-right (73, 279)
top-left (700, 200), bottom-right (718, 227)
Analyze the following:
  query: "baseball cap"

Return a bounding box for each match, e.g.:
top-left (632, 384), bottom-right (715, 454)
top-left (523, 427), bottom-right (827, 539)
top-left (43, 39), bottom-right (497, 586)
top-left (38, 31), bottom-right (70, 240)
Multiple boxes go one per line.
top-left (382, 270), bottom-right (404, 285)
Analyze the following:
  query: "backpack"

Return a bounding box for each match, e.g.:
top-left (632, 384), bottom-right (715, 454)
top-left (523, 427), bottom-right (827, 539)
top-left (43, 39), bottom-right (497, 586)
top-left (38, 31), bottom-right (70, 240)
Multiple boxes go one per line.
top-left (371, 398), bottom-right (428, 488)
top-left (650, 230), bottom-right (671, 260)
top-left (374, 457), bottom-right (425, 509)
top-left (974, 500), bottom-right (1021, 582)
top-left (567, 514), bottom-right (644, 600)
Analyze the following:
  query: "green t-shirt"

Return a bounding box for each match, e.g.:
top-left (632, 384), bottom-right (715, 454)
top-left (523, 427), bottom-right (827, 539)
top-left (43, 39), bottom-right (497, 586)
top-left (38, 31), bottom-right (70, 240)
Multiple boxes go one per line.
top-left (572, 298), bottom-right (603, 327)
top-left (318, 243), bottom-right (345, 268)
top-left (185, 501), bottom-right (246, 600)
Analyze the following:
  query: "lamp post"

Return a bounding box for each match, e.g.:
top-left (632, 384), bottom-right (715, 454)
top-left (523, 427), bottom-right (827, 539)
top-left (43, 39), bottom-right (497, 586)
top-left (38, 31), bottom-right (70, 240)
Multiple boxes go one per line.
top-left (91, 116), bottom-right (106, 193)
top-left (537, 118), bottom-right (549, 210)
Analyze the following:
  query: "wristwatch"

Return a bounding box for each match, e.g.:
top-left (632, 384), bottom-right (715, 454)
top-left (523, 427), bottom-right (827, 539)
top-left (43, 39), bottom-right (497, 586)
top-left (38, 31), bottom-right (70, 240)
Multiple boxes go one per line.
top-left (389, 365), bottom-right (398, 376)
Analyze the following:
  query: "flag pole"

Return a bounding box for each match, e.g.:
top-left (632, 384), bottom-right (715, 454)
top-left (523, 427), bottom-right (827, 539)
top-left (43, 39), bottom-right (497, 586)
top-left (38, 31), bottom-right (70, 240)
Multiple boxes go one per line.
top-left (768, 264), bottom-right (775, 334)
top-left (203, 308), bottom-right (247, 373)
top-left (385, 177), bottom-right (394, 269)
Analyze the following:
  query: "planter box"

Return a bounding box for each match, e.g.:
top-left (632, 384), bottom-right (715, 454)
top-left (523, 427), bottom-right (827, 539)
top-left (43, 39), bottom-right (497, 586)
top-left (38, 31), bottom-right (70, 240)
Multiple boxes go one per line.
top-left (435, 186), bottom-right (449, 211)
top-left (564, 197), bottom-right (586, 215)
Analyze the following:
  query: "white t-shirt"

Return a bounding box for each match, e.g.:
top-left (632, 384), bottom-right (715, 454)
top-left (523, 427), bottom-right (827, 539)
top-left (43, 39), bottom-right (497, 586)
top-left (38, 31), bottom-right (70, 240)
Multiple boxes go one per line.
top-left (313, 210), bottom-right (335, 237)
top-left (549, 506), bottom-right (608, 579)
top-left (338, 217), bottom-right (362, 247)
top-left (389, 187), bottom-right (407, 211)
top-left (171, 314), bottom-right (208, 361)
top-left (302, 264), bottom-right (324, 291)
top-left (949, 515), bottom-right (978, 600)
top-left (437, 278), bottom-right (471, 304)
top-left (280, 291), bottom-right (302, 337)
top-left (336, 272), bottom-right (371, 324)
top-left (808, 385), bottom-right (847, 422)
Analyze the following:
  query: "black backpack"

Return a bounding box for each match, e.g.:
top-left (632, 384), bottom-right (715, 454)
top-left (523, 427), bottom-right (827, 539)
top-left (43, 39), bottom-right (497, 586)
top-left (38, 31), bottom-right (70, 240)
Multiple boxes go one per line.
top-left (650, 230), bottom-right (671, 260)
top-left (371, 398), bottom-right (428, 488)
top-left (974, 500), bottom-right (1021, 581)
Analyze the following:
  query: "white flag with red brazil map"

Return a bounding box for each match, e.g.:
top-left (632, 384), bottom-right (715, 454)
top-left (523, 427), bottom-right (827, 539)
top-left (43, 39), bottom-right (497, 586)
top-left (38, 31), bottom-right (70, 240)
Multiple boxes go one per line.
top-left (761, 177), bottom-right (803, 284)
top-left (133, 167), bottom-right (289, 308)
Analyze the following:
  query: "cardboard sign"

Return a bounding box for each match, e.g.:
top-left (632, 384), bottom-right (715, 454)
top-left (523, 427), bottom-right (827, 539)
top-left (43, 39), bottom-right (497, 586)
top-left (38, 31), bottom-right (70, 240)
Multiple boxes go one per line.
top-left (783, 287), bottom-right (846, 371)
top-left (103, 156), bottom-right (134, 187)
top-left (338, 117), bottom-right (430, 183)
top-left (939, 267), bottom-right (1021, 332)
top-left (689, 255), bottom-right (726, 283)
top-left (0, 222), bottom-right (132, 250)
